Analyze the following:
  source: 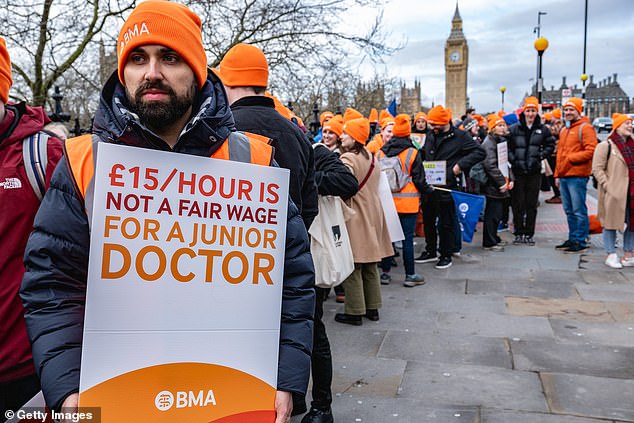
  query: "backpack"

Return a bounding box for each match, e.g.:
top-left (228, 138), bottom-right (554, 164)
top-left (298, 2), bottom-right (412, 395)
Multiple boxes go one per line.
top-left (377, 148), bottom-right (414, 192)
top-left (22, 132), bottom-right (50, 201)
top-left (468, 161), bottom-right (488, 185)
top-left (570, 122), bottom-right (603, 189)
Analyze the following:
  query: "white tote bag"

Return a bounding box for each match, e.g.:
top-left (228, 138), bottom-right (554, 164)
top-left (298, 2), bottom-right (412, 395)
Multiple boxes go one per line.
top-left (308, 195), bottom-right (355, 288)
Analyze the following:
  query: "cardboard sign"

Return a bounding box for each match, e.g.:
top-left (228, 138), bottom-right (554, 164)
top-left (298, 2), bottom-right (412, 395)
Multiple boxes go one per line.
top-left (79, 143), bottom-right (290, 422)
top-left (377, 172), bottom-right (405, 242)
top-left (497, 141), bottom-right (509, 178)
top-left (423, 160), bottom-right (447, 185)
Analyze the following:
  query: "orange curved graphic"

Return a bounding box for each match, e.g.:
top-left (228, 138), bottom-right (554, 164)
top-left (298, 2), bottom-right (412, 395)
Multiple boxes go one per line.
top-left (80, 362), bottom-right (275, 423)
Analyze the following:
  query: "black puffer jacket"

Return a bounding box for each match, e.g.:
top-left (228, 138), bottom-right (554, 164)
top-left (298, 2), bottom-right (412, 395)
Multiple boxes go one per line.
top-left (20, 71), bottom-right (315, 411)
top-left (423, 125), bottom-right (486, 191)
top-left (508, 113), bottom-right (555, 175)
top-left (231, 96), bottom-right (318, 229)
top-left (481, 134), bottom-right (513, 199)
top-left (381, 135), bottom-right (432, 194)
top-left (313, 143), bottom-right (358, 198)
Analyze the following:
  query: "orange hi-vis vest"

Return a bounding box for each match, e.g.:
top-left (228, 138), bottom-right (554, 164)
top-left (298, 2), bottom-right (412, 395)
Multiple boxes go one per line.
top-left (64, 132), bottom-right (273, 224)
top-left (377, 148), bottom-right (420, 214)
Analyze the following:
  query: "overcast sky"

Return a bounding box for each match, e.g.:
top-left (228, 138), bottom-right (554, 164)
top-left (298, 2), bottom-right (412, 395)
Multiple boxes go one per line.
top-left (356, 0), bottom-right (634, 115)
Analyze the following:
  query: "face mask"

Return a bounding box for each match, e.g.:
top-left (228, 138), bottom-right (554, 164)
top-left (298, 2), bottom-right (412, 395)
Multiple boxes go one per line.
top-left (565, 120), bottom-right (571, 129)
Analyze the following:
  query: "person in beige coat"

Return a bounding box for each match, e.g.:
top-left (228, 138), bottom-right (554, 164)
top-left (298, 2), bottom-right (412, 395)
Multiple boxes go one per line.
top-left (592, 113), bottom-right (634, 268)
top-left (336, 116), bottom-right (393, 325)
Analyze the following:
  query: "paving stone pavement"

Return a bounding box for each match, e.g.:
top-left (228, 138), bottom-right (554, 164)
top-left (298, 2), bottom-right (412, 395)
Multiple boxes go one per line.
top-left (292, 191), bottom-right (634, 423)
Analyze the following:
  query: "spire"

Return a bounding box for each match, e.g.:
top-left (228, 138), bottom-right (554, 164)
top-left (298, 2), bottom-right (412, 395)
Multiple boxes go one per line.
top-left (453, 2), bottom-right (461, 22)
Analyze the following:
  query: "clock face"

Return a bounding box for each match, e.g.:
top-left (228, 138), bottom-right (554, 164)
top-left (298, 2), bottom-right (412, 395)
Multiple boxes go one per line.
top-left (450, 51), bottom-right (461, 62)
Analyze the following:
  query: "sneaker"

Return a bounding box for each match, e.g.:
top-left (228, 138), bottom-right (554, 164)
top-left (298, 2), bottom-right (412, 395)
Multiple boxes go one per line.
top-left (513, 235), bottom-right (525, 245)
top-left (622, 257), bottom-right (634, 267)
top-left (497, 223), bottom-right (509, 232)
top-left (301, 408), bottom-right (334, 423)
top-left (497, 240), bottom-right (509, 247)
top-left (525, 236), bottom-right (535, 246)
top-left (364, 309), bottom-right (380, 321)
top-left (563, 243), bottom-right (588, 254)
top-left (334, 313), bottom-right (362, 326)
top-left (545, 196), bottom-right (562, 204)
top-left (403, 273), bottom-right (425, 287)
top-left (555, 240), bottom-right (572, 250)
top-left (435, 256), bottom-right (452, 269)
top-left (380, 272), bottom-right (392, 285)
top-left (483, 244), bottom-right (504, 252)
top-left (415, 251), bottom-right (437, 263)
top-left (605, 253), bottom-right (623, 269)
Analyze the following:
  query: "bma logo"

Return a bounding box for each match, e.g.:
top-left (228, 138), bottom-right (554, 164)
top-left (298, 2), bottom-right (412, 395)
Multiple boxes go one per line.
top-left (458, 202), bottom-right (469, 213)
top-left (155, 389), bottom-right (217, 411)
top-left (331, 225), bottom-right (342, 247)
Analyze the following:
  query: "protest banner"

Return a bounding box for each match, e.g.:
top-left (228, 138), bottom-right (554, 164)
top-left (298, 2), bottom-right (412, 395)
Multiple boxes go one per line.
top-left (78, 143), bottom-right (289, 422)
top-left (423, 160), bottom-right (447, 185)
top-left (497, 141), bottom-right (509, 178)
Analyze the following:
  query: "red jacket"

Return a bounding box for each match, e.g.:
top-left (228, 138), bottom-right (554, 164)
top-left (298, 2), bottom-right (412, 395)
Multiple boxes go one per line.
top-left (0, 103), bottom-right (62, 382)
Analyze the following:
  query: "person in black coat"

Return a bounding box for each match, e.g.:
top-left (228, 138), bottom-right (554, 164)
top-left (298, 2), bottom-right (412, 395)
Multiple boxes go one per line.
top-left (507, 97), bottom-right (555, 245)
top-left (219, 45), bottom-right (318, 231)
top-left (416, 106), bottom-right (485, 269)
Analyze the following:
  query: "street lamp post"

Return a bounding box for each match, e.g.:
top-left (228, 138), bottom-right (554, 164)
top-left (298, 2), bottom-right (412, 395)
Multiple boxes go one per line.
top-left (534, 37), bottom-right (549, 113)
top-left (500, 86), bottom-right (506, 111)
top-left (582, 0), bottom-right (589, 115)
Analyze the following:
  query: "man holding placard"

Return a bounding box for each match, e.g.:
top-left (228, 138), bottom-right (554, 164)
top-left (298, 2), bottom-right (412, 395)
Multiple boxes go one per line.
top-left (20, 2), bottom-right (315, 422)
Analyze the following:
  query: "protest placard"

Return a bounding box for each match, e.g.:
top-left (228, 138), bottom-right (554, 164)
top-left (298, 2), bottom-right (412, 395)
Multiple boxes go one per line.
top-left (423, 160), bottom-right (447, 185)
top-left (78, 143), bottom-right (289, 422)
top-left (497, 141), bottom-right (509, 178)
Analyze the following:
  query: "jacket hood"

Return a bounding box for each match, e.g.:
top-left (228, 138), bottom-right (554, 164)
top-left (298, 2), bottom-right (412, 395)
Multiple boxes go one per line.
top-left (0, 102), bottom-right (50, 148)
top-left (92, 69), bottom-right (235, 150)
top-left (381, 135), bottom-right (414, 156)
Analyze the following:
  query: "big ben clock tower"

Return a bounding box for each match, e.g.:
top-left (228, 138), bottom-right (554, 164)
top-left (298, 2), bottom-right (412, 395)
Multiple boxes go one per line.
top-left (445, 3), bottom-right (468, 116)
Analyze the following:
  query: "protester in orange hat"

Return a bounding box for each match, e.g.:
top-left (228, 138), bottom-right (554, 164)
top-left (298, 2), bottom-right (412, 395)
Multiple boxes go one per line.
top-left (480, 115), bottom-right (513, 251)
top-left (377, 113), bottom-right (432, 286)
top-left (593, 113), bottom-right (634, 268)
top-left (410, 112), bottom-right (429, 149)
top-left (21, 6), bottom-right (316, 422)
top-left (554, 97), bottom-right (598, 253)
top-left (368, 108), bottom-right (378, 123)
top-left (416, 105), bottom-right (485, 267)
top-left (507, 95), bottom-right (555, 246)
top-left (379, 109), bottom-right (391, 123)
top-left (366, 116), bottom-right (394, 154)
top-left (336, 117), bottom-right (393, 326)
top-left (313, 110), bottom-right (335, 144)
top-left (0, 36), bottom-right (64, 416)
top-left (321, 115), bottom-right (344, 152)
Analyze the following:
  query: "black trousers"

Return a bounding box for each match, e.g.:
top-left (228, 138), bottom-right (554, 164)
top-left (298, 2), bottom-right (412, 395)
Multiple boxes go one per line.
top-left (0, 373), bottom-right (40, 417)
top-left (511, 173), bottom-right (542, 237)
top-left (309, 287), bottom-right (333, 411)
top-left (483, 197), bottom-right (504, 247)
top-left (422, 192), bottom-right (456, 258)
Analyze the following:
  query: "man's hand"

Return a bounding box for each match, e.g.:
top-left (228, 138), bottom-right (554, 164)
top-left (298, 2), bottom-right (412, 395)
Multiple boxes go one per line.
top-left (60, 393), bottom-right (79, 422)
top-left (275, 390), bottom-right (292, 423)
top-left (452, 164), bottom-right (461, 175)
top-left (555, 177), bottom-right (560, 188)
top-left (499, 183), bottom-right (508, 193)
top-left (508, 181), bottom-right (514, 190)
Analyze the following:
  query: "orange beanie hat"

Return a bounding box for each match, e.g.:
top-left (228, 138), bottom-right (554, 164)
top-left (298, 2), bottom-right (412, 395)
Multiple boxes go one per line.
top-left (413, 112), bottom-right (427, 123)
top-left (427, 105), bottom-right (451, 125)
top-left (487, 113), bottom-right (505, 132)
top-left (0, 38), bottom-right (12, 103)
top-left (613, 113), bottom-right (632, 131)
top-left (523, 96), bottom-right (539, 110)
top-left (379, 109), bottom-right (392, 122)
top-left (543, 112), bottom-right (552, 121)
top-left (368, 108), bottom-right (379, 123)
top-left (323, 115), bottom-right (344, 137)
top-left (344, 107), bottom-right (364, 123)
top-left (380, 116), bottom-right (395, 130)
top-left (552, 108), bottom-right (562, 119)
top-left (473, 114), bottom-right (485, 126)
top-left (563, 97), bottom-right (583, 114)
top-left (219, 43), bottom-right (269, 88)
top-left (320, 111), bottom-right (334, 127)
top-left (343, 117), bottom-right (370, 145)
top-left (392, 114), bottom-right (411, 137)
top-left (117, 0), bottom-right (208, 89)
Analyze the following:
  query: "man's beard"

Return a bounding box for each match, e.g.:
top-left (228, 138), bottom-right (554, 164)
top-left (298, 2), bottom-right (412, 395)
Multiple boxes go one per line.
top-left (127, 80), bottom-right (196, 131)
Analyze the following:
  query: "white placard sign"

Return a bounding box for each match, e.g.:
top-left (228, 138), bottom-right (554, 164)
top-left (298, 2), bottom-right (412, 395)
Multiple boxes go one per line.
top-left (497, 141), bottom-right (509, 178)
top-left (79, 143), bottom-right (289, 423)
top-left (423, 160), bottom-right (447, 185)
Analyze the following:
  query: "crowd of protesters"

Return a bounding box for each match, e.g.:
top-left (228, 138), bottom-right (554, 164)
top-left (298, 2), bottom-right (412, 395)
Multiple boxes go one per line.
top-left (1, 3), bottom-right (631, 422)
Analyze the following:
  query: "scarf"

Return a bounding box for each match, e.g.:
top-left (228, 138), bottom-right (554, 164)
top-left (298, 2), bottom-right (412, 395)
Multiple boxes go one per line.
top-left (610, 132), bottom-right (634, 231)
